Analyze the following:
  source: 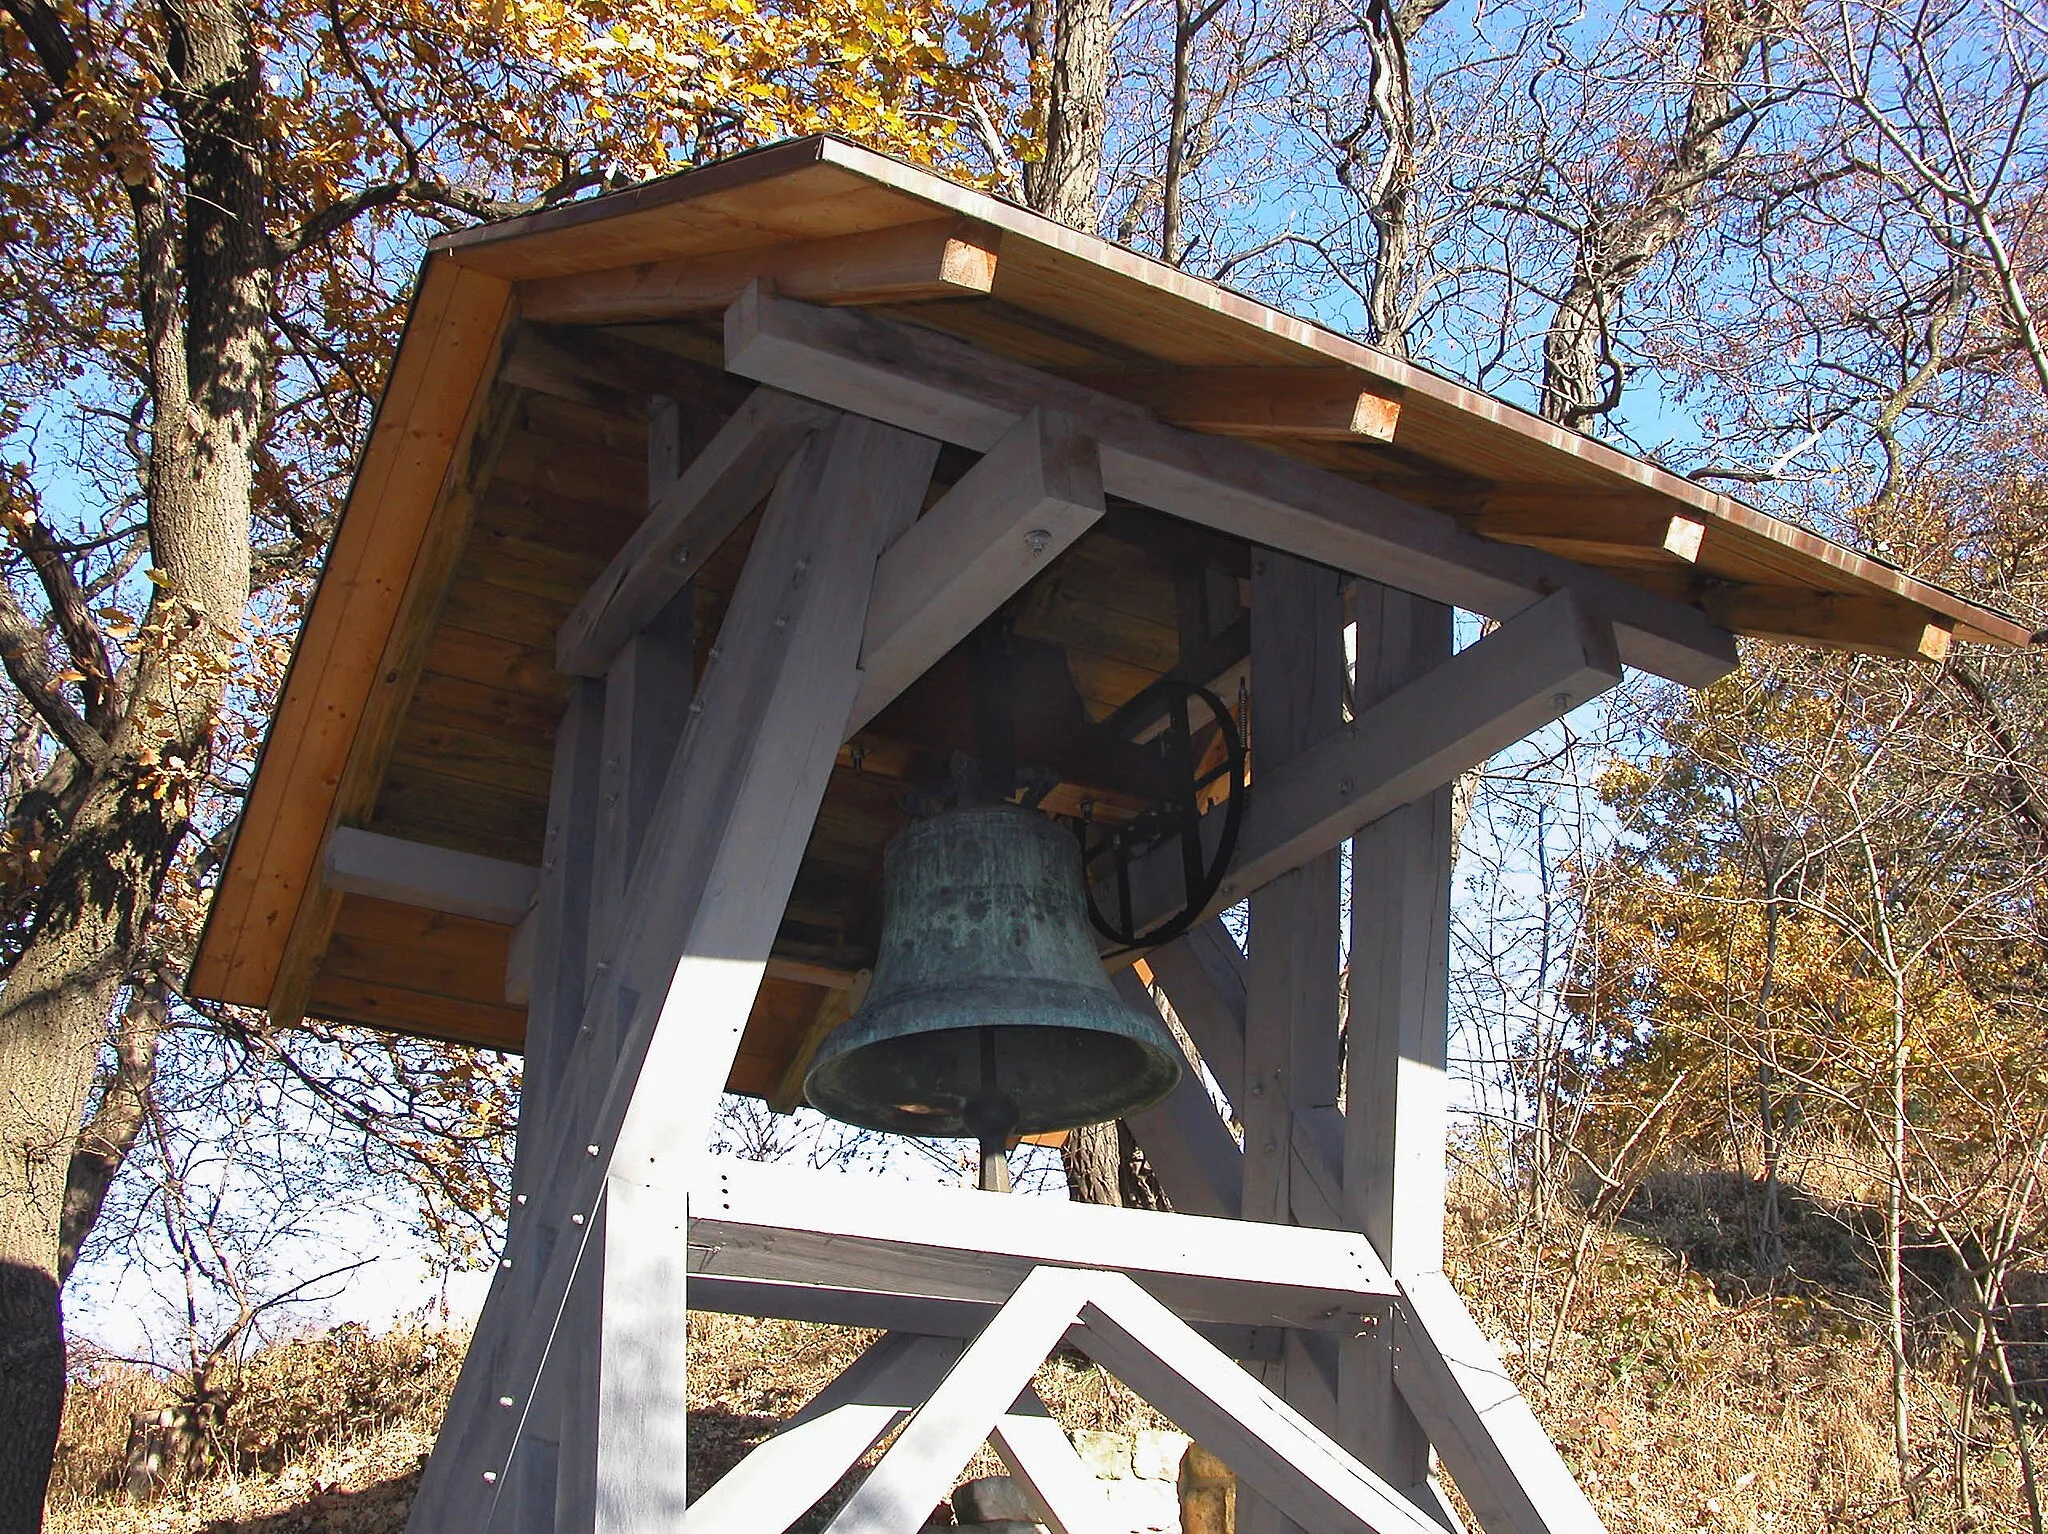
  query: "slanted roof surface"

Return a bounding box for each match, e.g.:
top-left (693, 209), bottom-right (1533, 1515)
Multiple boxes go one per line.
top-left (190, 132), bottom-right (2031, 1069)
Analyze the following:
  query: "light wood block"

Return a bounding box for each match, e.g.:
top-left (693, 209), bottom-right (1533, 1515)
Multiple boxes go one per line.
top-left (1058, 366), bottom-right (1401, 442)
top-left (521, 218), bottom-right (1001, 324)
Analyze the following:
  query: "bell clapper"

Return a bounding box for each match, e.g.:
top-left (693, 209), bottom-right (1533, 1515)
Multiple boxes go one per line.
top-left (964, 1026), bottom-right (1017, 1194)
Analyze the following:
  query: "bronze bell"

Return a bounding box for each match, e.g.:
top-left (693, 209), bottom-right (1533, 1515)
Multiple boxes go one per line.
top-left (804, 804), bottom-right (1183, 1145)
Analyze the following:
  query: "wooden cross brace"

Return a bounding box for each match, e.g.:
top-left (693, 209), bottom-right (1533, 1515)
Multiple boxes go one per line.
top-left (685, 1264), bottom-right (1450, 1534)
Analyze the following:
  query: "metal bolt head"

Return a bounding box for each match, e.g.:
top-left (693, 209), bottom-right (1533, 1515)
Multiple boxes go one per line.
top-left (571, 1212), bottom-right (586, 1226)
top-left (669, 544), bottom-right (692, 568)
top-left (498, 1395), bottom-right (515, 1409)
top-left (1024, 527), bottom-right (1052, 555)
top-left (483, 1470), bottom-right (499, 1484)
top-left (586, 1144), bottom-right (601, 1156)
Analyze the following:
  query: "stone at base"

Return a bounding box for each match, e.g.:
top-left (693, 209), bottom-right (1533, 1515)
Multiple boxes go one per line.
top-left (1134, 1428), bottom-right (1193, 1480)
top-left (954, 1475), bottom-right (1037, 1523)
top-left (1105, 1476), bottom-right (1181, 1533)
top-left (1179, 1442), bottom-right (1237, 1534)
top-left (1072, 1428), bottom-right (1131, 1478)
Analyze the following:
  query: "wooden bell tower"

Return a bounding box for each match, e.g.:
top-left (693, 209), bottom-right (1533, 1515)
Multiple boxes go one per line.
top-left (191, 135), bottom-right (2028, 1533)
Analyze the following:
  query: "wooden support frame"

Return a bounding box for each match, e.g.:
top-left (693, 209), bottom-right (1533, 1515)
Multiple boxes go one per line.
top-left (852, 406), bottom-right (1104, 731)
top-left (1114, 969), bottom-right (1243, 1219)
top-left (555, 387), bottom-right (835, 675)
top-left (690, 1158), bottom-right (1393, 1329)
top-left (723, 287), bottom-right (1739, 687)
top-left (413, 411), bottom-right (941, 1531)
top-left (406, 285), bottom-right (1668, 1534)
top-left (1237, 550), bottom-right (1347, 1534)
top-left (681, 1264), bottom-right (1454, 1534)
top-left (1340, 583), bottom-right (1457, 1516)
top-left (1111, 586), bottom-right (1622, 943)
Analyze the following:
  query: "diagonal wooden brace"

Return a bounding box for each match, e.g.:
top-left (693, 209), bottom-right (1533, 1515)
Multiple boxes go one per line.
top-left (409, 412), bottom-right (939, 1533)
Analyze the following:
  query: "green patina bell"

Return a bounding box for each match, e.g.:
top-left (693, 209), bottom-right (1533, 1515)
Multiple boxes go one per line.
top-left (804, 804), bottom-right (1182, 1143)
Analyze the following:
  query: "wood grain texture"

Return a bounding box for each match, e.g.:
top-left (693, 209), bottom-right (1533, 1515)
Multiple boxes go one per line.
top-left (556, 387), bottom-right (835, 675)
top-left (268, 360), bottom-right (522, 1028)
top-left (520, 217), bottom-right (1000, 324)
top-left (418, 415), bottom-right (940, 1529)
top-left (192, 260), bottom-right (513, 1008)
top-left (1338, 583), bottom-right (1456, 1513)
top-left (1060, 366), bottom-right (1401, 441)
top-left (688, 1158), bottom-right (1394, 1329)
top-left (852, 407), bottom-right (1103, 732)
top-left (724, 291), bottom-right (1741, 687)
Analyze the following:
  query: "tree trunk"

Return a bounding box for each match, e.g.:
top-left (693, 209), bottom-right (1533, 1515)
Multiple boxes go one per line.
top-left (1060, 1121), bottom-right (1172, 1210)
top-left (1062, 1120), bottom-right (1123, 1204)
top-left (1539, 0), bottom-right (1771, 428)
top-left (1357, 0), bottom-right (1451, 353)
top-left (0, 0), bottom-right (266, 1522)
top-left (59, 983), bottom-right (167, 1284)
top-left (1887, 977), bottom-right (1915, 1517)
top-left (1027, 0), bottom-right (1113, 231)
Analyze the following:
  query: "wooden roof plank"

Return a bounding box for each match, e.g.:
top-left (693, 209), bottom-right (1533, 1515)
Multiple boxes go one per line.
top-left (191, 260), bottom-right (513, 1008)
top-left (1059, 366), bottom-right (1402, 442)
top-left (521, 218), bottom-right (1000, 324)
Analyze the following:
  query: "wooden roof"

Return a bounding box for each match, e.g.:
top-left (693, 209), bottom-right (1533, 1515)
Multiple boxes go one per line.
top-left (189, 133), bottom-right (2031, 1078)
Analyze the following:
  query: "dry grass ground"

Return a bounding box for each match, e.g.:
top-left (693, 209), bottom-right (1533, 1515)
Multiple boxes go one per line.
top-left (45, 1172), bottom-right (2040, 1533)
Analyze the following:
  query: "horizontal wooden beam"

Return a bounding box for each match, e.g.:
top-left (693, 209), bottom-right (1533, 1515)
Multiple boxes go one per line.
top-left (321, 827), bottom-right (537, 926)
top-left (1471, 496), bottom-right (1706, 564)
top-left (1059, 366), bottom-right (1401, 442)
top-left (1622, 568), bottom-right (1955, 659)
top-left (1698, 584), bottom-right (1953, 659)
top-left (851, 407), bottom-right (1104, 733)
top-left (520, 218), bottom-right (1000, 325)
top-left (724, 289), bottom-right (1739, 687)
top-left (556, 387), bottom-right (835, 675)
top-left (688, 1159), bottom-right (1395, 1332)
top-left (1112, 588), bottom-right (1622, 940)
top-left (684, 1273), bottom-right (1284, 1362)
top-left (497, 323), bottom-right (745, 418)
